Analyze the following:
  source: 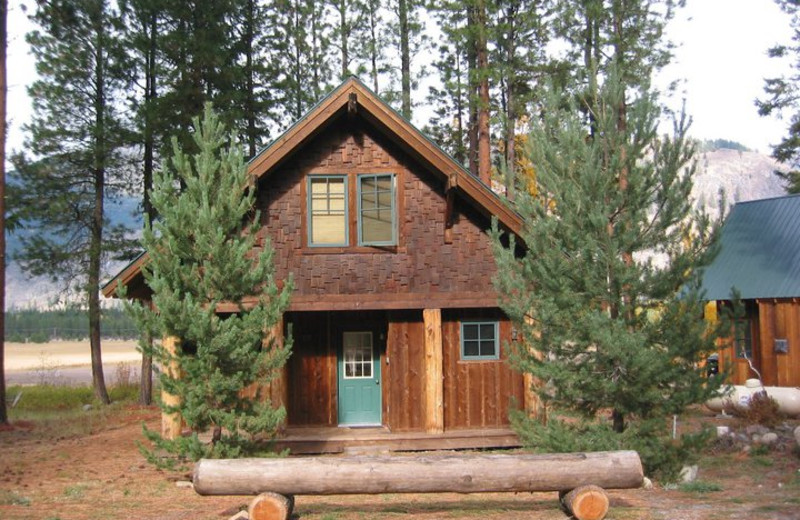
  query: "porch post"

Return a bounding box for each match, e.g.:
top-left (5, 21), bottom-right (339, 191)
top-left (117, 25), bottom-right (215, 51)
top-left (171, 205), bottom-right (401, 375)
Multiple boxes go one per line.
top-left (423, 308), bottom-right (444, 434)
top-left (523, 316), bottom-right (546, 422)
top-left (264, 318), bottom-right (289, 409)
top-left (161, 335), bottom-right (183, 440)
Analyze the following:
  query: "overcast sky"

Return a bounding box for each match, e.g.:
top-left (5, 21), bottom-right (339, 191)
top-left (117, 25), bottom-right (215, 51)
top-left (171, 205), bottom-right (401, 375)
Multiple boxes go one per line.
top-left (4, 0), bottom-right (796, 157)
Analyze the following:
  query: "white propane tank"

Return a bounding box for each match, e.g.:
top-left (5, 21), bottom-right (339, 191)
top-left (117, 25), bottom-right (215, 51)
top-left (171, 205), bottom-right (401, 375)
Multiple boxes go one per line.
top-left (706, 379), bottom-right (800, 417)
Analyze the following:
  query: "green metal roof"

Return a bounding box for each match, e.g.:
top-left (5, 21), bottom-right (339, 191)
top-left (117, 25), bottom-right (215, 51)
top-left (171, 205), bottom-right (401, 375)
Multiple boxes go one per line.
top-left (701, 194), bottom-right (800, 300)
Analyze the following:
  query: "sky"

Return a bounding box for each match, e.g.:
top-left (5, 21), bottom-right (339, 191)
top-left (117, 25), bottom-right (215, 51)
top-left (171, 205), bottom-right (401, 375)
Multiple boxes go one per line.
top-left (3, 0), bottom-right (796, 156)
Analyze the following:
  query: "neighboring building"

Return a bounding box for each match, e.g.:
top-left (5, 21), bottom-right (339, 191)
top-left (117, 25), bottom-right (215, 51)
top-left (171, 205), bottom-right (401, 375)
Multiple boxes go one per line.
top-left (701, 194), bottom-right (800, 387)
top-left (104, 78), bottom-right (538, 452)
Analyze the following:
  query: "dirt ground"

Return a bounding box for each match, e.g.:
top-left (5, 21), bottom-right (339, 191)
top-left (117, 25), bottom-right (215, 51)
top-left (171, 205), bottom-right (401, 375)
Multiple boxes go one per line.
top-left (1, 406), bottom-right (799, 520)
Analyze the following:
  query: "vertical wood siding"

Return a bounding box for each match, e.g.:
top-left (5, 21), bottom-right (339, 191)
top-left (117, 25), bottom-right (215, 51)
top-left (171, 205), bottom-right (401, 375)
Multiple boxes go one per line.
top-left (442, 309), bottom-right (524, 429)
top-left (718, 299), bottom-right (800, 387)
top-left (757, 299), bottom-right (800, 387)
top-left (286, 312), bottom-right (337, 426)
top-left (384, 310), bottom-right (425, 431)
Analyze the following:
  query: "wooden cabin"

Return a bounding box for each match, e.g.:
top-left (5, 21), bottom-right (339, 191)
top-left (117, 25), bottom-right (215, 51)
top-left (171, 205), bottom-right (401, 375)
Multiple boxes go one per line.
top-left (104, 78), bottom-right (537, 452)
top-left (701, 194), bottom-right (800, 387)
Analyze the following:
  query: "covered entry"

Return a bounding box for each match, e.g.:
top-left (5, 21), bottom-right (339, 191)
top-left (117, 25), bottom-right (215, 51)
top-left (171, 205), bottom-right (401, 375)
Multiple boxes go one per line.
top-left (284, 311), bottom-right (387, 427)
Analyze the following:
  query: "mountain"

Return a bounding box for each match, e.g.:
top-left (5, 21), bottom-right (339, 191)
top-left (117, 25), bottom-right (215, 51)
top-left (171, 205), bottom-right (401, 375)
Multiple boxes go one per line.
top-left (691, 147), bottom-right (787, 218)
top-left (5, 196), bottom-right (143, 309)
top-left (2, 146), bottom-right (788, 310)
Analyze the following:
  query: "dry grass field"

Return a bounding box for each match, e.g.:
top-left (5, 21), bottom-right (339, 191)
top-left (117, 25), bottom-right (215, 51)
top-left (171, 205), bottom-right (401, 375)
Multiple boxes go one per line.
top-left (4, 340), bottom-right (140, 371)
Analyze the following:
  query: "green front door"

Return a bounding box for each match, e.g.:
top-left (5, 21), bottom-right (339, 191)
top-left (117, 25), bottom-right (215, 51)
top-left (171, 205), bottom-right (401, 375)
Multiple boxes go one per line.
top-left (338, 331), bottom-right (382, 426)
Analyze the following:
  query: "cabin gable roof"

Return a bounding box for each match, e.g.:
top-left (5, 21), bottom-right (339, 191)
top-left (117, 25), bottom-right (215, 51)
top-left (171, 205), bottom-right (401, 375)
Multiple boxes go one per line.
top-left (701, 194), bottom-right (800, 301)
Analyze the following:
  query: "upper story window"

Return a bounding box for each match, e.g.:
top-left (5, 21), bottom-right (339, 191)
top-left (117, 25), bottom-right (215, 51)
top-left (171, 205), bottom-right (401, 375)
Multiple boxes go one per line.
top-left (309, 176), bottom-right (348, 246)
top-left (307, 173), bottom-right (396, 248)
top-left (358, 174), bottom-right (396, 246)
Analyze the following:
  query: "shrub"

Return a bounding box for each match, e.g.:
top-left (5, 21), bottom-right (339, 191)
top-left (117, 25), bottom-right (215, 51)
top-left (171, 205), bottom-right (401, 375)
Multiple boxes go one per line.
top-left (724, 390), bottom-right (784, 428)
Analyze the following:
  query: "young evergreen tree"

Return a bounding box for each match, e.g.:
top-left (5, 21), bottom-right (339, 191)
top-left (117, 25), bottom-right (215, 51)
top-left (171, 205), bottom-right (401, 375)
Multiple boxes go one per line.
top-left (491, 69), bottom-right (724, 479)
top-left (128, 105), bottom-right (293, 462)
top-left (12, 0), bottom-right (136, 404)
top-left (757, 0), bottom-right (800, 193)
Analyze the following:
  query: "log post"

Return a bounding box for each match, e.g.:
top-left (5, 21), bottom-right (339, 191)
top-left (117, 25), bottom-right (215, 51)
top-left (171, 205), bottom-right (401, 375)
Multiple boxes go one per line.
top-left (194, 451), bottom-right (644, 496)
top-left (423, 308), bottom-right (444, 434)
top-left (161, 335), bottom-right (183, 440)
top-left (523, 316), bottom-right (545, 422)
top-left (266, 319), bottom-right (289, 409)
top-left (560, 485), bottom-right (610, 520)
top-left (249, 492), bottom-right (293, 520)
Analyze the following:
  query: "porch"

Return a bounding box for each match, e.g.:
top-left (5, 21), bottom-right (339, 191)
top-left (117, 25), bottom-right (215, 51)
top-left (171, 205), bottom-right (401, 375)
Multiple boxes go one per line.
top-left (273, 426), bottom-right (522, 455)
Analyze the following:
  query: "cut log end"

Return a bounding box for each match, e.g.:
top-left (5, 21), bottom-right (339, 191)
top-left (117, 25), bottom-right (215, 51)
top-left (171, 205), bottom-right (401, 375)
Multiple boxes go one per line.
top-left (561, 485), bottom-right (609, 520)
top-left (248, 492), bottom-right (293, 520)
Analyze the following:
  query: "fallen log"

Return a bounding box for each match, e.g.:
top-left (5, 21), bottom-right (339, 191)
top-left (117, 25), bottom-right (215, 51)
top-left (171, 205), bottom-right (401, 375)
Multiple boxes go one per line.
top-left (193, 451), bottom-right (643, 496)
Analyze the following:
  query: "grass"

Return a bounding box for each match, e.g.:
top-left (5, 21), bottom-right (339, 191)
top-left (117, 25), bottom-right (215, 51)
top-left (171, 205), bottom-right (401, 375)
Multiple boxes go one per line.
top-left (678, 480), bottom-right (723, 493)
top-left (63, 483), bottom-right (88, 499)
top-left (6, 382), bottom-right (141, 437)
top-left (0, 490), bottom-right (32, 506)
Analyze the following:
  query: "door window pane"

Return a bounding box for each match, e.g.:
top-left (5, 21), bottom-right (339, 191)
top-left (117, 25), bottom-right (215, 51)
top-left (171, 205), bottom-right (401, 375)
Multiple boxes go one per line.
top-left (343, 331), bottom-right (374, 379)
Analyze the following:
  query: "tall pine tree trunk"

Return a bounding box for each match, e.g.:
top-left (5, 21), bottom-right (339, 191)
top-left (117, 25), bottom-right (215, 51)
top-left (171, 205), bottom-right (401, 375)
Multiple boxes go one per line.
top-left (475, 0), bottom-right (490, 185)
top-left (0, 0), bottom-right (7, 425)
top-left (139, 9), bottom-right (158, 406)
top-left (466, 4), bottom-right (478, 177)
top-left (90, 9), bottom-right (110, 405)
top-left (398, 0), bottom-right (411, 119)
top-left (339, 0), bottom-right (348, 79)
top-left (368, 2), bottom-right (379, 92)
top-left (245, 0), bottom-right (257, 157)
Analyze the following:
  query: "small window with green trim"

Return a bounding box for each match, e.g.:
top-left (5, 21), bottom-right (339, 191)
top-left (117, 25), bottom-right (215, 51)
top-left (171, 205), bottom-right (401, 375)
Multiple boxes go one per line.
top-left (461, 321), bottom-right (499, 360)
top-left (308, 175), bottom-right (348, 246)
top-left (358, 174), bottom-right (396, 246)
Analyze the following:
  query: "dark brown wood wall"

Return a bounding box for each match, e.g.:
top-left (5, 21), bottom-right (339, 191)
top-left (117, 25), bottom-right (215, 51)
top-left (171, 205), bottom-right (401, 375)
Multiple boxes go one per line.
top-left (286, 312), bottom-right (337, 426)
top-left (255, 116), bottom-right (498, 304)
top-left (442, 309), bottom-right (524, 429)
top-left (384, 310), bottom-right (425, 431)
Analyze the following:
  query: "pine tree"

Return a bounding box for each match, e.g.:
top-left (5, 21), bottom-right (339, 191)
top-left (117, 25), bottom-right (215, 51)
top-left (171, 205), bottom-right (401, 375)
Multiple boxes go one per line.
top-left (120, 0), bottom-right (168, 405)
top-left (128, 105), bottom-right (293, 462)
top-left (492, 0), bottom-right (550, 195)
top-left (387, 0), bottom-right (427, 118)
top-left (757, 0), bottom-right (800, 193)
top-left (11, 0), bottom-right (136, 404)
top-left (273, 0), bottom-right (332, 121)
top-left (492, 69), bottom-right (724, 480)
top-left (491, 0), bottom-right (726, 479)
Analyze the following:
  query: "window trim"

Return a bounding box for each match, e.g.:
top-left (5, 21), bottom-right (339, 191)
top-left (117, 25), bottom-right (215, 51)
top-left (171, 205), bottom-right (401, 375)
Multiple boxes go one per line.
top-left (357, 173), bottom-right (397, 246)
top-left (307, 175), bottom-right (349, 247)
top-left (460, 321), bottom-right (500, 361)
